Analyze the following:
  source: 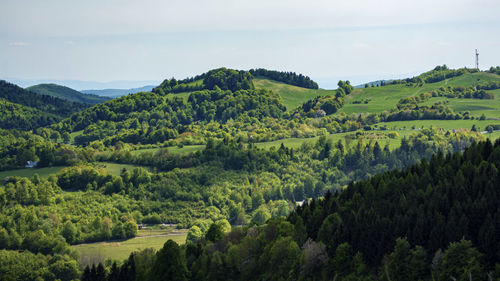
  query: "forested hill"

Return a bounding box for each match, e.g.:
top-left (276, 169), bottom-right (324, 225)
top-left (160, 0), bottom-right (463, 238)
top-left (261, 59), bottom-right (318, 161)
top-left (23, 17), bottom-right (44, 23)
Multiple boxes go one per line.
top-left (152, 67), bottom-right (320, 94)
top-left (249, 68), bottom-right (319, 89)
top-left (0, 99), bottom-right (61, 130)
top-left (152, 68), bottom-right (254, 94)
top-left (106, 139), bottom-right (499, 281)
top-left (27, 83), bottom-right (110, 104)
top-left (0, 80), bottom-right (90, 116)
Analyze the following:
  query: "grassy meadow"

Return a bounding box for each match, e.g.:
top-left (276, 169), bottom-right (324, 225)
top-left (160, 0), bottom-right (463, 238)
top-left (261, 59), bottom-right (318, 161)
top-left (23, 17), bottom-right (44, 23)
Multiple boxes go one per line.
top-left (253, 78), bottom-right (335, 111)
top-left (73, 228), bottom-right (187, 265)
top-left (342, 72), bottom-right (500, 115)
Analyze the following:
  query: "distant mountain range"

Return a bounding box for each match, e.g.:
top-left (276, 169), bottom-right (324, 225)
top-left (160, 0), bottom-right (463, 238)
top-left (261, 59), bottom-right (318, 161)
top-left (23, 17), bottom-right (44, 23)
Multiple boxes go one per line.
top-left (81, 85), bottom-right (156, 98)
top-left (5, 78), bottom-right (159, 92)
top-left (27, 84), bottom-right (110, 104)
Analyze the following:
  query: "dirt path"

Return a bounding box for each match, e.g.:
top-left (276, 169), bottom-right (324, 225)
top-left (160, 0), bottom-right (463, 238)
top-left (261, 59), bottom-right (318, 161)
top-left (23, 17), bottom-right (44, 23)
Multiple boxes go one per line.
top-left (136, 232), bottom-right (187, 239)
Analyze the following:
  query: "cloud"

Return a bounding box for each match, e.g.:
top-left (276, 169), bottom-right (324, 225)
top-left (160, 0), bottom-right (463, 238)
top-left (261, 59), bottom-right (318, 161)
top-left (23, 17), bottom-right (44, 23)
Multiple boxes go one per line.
top-left (8, 42), bottom-right (29, 47)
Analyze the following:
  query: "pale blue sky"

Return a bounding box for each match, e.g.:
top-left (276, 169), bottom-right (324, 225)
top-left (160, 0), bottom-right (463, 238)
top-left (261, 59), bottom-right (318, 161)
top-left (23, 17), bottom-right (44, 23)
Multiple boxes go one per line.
top-left (1, 0), bottom-right (499, 89)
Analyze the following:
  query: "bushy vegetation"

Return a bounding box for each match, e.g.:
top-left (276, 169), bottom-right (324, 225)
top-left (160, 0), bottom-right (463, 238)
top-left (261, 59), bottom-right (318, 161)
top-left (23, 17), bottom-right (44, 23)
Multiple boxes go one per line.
top-left (0, 99), bottom-right (61, 130)
top-left (488, 66), bottom-right (500, 75)
top-left (54, 88), bottom-right (285, 146)
top-left (428, 82), bottom-right (499, 99)
top-left (0, 129), bottom-right (85, 171)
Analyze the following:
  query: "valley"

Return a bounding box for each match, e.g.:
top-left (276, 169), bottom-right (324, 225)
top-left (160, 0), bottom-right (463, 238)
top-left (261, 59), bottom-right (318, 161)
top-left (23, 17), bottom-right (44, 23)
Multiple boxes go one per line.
top-left (0, 66), bottom-right (499, 280)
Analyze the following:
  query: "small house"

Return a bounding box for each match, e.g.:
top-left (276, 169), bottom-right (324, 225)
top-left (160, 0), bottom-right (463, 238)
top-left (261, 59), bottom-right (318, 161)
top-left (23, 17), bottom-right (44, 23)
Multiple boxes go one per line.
top-left (25, 161), bottom-right (38, 168)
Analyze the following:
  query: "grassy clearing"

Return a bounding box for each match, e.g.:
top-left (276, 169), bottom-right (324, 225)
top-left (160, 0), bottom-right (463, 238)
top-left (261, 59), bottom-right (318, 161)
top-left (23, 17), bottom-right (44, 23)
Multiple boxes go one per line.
top-left (73, 228), bottom-right (187, 265)
top-left (0, 166), bottom-right (66, 180)
top-left (93, 162), bottom-right (152, 176)
top-left (130, 145), bottom-right (205, 156)
top-left (253, 78), bottom-right (335, 111)
top-left (70, 130), bottom-right (84, 144)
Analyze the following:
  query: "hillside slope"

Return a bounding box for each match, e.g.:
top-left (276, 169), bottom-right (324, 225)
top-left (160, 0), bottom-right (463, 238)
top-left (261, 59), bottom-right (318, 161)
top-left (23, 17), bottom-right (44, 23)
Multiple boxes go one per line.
top-left (27, 83), bottom-right (110, 104)
top-left (342, 72), bottom-right (500, 117)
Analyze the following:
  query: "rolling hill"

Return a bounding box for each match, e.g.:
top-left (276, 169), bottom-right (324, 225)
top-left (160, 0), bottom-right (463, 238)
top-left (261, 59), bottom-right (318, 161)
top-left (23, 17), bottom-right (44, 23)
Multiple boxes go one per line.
top-left (0, 80), bottom-right (90, 116)
top-left (27, 83), bottom-right (110, 104)
top-left (342, 71), bottom-right (500, 119)
top-left (0, 80), bottom-right (96, 129)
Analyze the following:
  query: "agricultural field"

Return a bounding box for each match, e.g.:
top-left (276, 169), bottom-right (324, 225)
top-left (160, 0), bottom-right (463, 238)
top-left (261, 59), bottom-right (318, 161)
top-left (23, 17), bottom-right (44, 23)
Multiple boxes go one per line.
top-left (73, 227), bottom-right (187, 265)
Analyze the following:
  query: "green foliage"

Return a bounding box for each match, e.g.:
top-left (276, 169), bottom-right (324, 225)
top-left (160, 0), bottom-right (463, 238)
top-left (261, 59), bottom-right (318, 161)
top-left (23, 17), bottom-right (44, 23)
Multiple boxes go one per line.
top-left (186, 226), bottom-right (203, 244)
top-left (390, 66), bottom-right (477, 85)
top-left (0, 129), bottom-right (84, 171)
top-left (61, 88), bottom-right (285, 145)
top-left (151, 240), bottom-right (188, 281)
top-left (0, 249), bottom-right (80, 281)
top-left (487, 66), bottom-right (500, 75)
top-left (124, 139), bottom-right (500, 281)
top-left (0, 99), bottom-right (62, 130)
top-left (203, 68), bottom-right (254, 92)
top-left (437, 239), bottom-right (485, 281)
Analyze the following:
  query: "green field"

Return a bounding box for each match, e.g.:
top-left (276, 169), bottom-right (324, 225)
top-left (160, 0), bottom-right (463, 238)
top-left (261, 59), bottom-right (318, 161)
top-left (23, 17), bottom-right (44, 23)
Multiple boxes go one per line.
top-left (342, 72), bottom-right (500, 115)
top-left (73, 228), bottom-right (187, 265)
top-left (253, 78), bottom-right (335, 111)
top-left (0, 166), bottom-right (66, 180)
top-left (376, 119), bottom-right (500, 131)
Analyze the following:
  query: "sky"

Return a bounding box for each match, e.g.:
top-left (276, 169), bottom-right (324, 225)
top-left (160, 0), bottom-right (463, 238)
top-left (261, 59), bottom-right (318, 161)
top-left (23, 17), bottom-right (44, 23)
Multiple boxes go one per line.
top-left (1, 0), bottom-right (499, 89)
